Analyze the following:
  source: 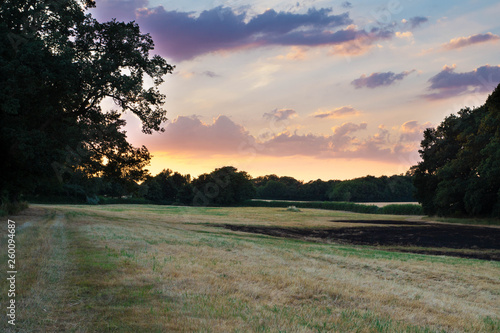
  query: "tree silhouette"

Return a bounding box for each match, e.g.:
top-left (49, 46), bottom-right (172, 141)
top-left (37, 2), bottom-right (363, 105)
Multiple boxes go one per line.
top-left (0, 0), bottom-right (174, 203)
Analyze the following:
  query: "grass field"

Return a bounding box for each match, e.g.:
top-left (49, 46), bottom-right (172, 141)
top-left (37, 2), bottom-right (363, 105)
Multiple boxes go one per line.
top-left (1, 204), bottom-right (499, 332)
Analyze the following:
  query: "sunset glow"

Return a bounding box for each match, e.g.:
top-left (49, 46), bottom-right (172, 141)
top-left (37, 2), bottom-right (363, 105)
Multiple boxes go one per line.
top-left (91, 0), bottom-right (500, 181)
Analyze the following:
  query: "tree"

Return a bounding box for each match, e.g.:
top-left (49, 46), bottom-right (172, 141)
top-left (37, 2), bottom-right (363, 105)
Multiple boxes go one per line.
top-left (413, 83), bottom-right (500, 217)
top-left (0, 0), bottom-right (174, 203)
top-left (141, 169), bottom-right (191, 203)
top-left (191, 166), bottom-right (255, 206)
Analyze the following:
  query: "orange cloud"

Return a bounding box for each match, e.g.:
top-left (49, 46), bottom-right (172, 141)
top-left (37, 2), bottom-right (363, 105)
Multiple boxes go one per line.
top-left (129, 115), bottom-right (429, 167)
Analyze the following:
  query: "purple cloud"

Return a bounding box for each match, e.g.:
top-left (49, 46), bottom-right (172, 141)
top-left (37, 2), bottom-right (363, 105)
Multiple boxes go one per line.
top-left (101, 4), bottom-right (404, 61)
top-left (442, 32), bottom-right (500, 50)
top-left (406, 16), bottom-right (428, 29)
top-left (423, 64), bottom-right (500, 100)
top-left (90, 1), bottom-right (409, 61)
top-left (134, 6), bottom-right (362, 61)
top-left (263, 109), bottom-right (298, 121)
top-left (351, 70), bottom-right (415, 89)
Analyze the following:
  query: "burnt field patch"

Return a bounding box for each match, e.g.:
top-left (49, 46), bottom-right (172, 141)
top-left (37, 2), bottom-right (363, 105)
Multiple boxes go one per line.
top-left (330, 219), bottom-right (429, 225)
top-left (219, 222), bottom-right (500, 261)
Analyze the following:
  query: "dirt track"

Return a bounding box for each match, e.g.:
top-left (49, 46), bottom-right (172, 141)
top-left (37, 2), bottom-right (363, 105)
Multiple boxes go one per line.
top-left (219, 220), bottom-right (500, 261)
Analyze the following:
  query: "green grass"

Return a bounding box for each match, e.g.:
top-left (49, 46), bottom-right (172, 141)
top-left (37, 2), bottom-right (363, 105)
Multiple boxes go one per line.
top-left (424, 216), bottom-right (500, 226)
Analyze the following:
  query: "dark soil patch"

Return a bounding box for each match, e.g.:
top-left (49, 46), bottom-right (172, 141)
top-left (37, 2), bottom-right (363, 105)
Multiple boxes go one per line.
top-left (219, 222), bottom-right (500, 261)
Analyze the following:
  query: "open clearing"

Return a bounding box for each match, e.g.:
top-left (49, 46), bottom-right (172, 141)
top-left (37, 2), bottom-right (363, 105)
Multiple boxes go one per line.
top-left (1, 204), bottom-right (499, 332)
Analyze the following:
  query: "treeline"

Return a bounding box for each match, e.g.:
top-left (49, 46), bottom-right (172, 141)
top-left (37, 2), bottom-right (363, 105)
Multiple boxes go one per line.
top-left (253, 174), bottom-right (415, 202)
top-left (28, 166), bottom-right (416, 206)
top-left (413, 83), bottom-right (500, 217)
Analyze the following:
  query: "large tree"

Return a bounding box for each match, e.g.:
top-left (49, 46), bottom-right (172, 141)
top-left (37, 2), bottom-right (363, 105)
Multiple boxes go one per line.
top-left (413, 83), bottom-right (500, 217)
top-left (0, 0), bottom-right (174, 202)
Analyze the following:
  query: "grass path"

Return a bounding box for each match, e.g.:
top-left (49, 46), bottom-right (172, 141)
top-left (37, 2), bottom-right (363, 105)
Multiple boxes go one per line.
top-left (1, 205), bottom-right (499, 332)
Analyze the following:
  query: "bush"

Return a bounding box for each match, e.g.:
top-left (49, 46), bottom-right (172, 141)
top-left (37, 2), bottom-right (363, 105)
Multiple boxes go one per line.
top-left (378, 204), bottom-right (423, 215)
top-left (97, 196), bottom-right (151, 205)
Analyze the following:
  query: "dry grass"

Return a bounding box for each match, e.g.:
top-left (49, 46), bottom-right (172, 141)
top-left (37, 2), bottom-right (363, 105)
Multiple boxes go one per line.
top-left (1, 204), bottom-right (499, 332)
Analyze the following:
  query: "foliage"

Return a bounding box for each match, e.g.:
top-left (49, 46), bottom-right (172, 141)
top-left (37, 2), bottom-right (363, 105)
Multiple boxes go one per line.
top-left (378, 204), bottom-right (424, 215)
top-left (141, 169), bottom-right (191, 204)
top-left (254, 174), bottom-right (415, 202)
top-left (413, 83), bottom-right (500, 217)
top-left (191, 166), bottom-right (255, 206)
top-left (0, 0), bottom-right (174, 203)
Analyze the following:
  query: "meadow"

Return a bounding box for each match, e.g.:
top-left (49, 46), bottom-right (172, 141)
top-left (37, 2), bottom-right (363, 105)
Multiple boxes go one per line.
top-left (1, 204), bottom-right (499, 332)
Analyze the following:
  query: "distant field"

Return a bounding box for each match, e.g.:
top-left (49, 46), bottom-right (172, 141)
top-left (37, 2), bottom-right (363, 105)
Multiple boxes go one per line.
top-left (253, 200), bottom-right (420, 207)
top-left (355, 202), bottom-right (420, 207)
top-left (1, 205), bottom-right (499, 332)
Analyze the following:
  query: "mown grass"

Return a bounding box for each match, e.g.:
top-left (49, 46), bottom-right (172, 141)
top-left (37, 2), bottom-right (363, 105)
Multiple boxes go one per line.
top-left (424, 216), bottom-right (500, 226)
top-left (1, 204), bottom-right (499, 332)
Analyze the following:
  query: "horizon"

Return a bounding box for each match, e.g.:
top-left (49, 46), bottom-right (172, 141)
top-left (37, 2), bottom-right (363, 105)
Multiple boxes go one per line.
top-left (90, 0), bottom-right (500, 181)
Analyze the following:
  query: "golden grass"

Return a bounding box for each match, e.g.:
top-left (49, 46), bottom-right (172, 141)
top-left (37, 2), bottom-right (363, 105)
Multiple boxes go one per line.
top-left (1, 204), bottom-right (499, 332)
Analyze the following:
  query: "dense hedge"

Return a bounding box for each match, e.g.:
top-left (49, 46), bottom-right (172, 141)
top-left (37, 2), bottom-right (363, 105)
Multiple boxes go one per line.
top-left (242, 200), bottom-right (423, 215)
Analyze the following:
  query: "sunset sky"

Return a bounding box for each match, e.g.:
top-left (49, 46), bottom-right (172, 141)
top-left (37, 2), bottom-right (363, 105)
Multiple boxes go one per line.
top-left (91, 0), bottom-right (500, 181)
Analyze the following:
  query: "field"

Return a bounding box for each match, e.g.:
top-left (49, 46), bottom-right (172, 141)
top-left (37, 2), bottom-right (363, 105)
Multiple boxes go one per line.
top-left (1, 204), bottom-right (499, 332)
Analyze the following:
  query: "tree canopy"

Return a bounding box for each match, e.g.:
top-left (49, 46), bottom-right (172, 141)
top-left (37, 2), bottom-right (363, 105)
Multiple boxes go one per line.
top-left (0, 0), bottom-right (174, 203)
top-left (413, 83), bottom-right (500, 217)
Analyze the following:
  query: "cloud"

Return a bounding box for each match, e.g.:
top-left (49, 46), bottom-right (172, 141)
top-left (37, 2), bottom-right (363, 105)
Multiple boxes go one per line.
top-left (405, 16), bottom-right (428, 29)
top-left (143, 115), bottom-right (256, 154)
top-left (275, 46), bottom-right (307, 60)
top-left (351, 70), bottom-right (415, 89)
top-left (202, 70), bottom-right (220, 78)
top-left (132, 6), bottom-right (358, 61)
top-left (263, 108), bottom-right (298, 121)
top-left (395, 31), bottom-right (413, 40)
top-left (313, 106), bottom-right (359, 119)
top-left (134, 115), bottom-right (425, 163)
top-left (399, 120), bottom-right (433, 142)
top-left (103, 4), bottom-right (403, 61)
top-left (442, 32), bottom-right (500, 50)
top-left (260, 122), bottom-right (367, 157)
top-left (341, 1), bottom-right (353, 9)
top-left (423, 64), bottom-right (500, 100)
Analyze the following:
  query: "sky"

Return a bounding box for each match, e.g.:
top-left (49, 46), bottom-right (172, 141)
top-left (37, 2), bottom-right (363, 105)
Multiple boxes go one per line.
top-left (90, 0), bottom-right (500, 181)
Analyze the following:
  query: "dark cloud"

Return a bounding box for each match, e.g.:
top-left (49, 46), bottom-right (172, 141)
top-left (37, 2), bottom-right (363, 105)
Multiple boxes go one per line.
top-left (351, 70), bottom-right (415, 89)
top-left (101, 4), bottom-right (400, 61)
top-left (136, 6), bottom-right (360, 60)
top-left (341, 2), bottom-right (353, 9)
top-left (423, 64), bottom-right (500, 100)
top-left (91, 1), bottom-right (407, 61)
top-left (406, 16), bottom-right (428, 29)
top-left (442, 32), bottom-right (500, 50)
top-left (263, 109), bottom-right (298, 122)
